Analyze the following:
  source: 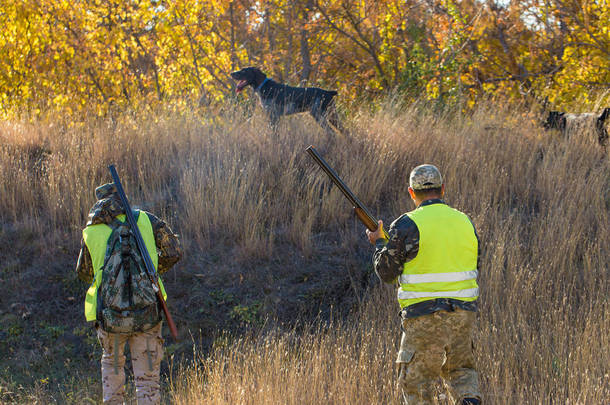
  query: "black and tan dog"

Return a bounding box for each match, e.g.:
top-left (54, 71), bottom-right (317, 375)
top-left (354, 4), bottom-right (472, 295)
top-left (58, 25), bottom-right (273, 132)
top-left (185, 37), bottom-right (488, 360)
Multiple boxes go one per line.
top-left (230, 67), bottom-right (343, 133)
top-left (543, 108), bottom-right (609, 147)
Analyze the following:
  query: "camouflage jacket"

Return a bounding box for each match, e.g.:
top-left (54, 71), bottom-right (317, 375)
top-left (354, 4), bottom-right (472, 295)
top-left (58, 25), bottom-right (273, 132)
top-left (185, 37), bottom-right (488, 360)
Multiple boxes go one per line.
top-left (373, 199), bottom-right (480, 317)
top-left (76, 196), bottom-right (182, 284)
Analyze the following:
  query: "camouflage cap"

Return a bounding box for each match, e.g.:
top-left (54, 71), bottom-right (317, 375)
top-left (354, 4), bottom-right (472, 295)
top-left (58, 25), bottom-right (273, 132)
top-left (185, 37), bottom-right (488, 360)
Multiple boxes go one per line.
top-left (88, 183), bottom-right (124, 225)
top-left (95, 183), bottom-right (118, 200)
top-left (409, 164), bottom-right (443, 190)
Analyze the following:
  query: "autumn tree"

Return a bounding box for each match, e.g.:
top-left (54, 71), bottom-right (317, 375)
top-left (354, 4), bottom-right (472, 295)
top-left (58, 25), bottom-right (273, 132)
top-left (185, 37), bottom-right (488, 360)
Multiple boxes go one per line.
top-left (0, 0), bottom-right (607, 116)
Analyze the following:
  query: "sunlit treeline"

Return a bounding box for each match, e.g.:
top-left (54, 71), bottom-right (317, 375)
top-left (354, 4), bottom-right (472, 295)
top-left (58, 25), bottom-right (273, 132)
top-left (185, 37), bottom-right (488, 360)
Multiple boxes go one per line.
top-left (1, 0), bottom-right (608, 116)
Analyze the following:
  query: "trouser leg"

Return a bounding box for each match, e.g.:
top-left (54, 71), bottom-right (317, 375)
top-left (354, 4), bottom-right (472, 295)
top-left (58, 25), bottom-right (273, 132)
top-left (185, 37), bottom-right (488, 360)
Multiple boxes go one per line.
top-left (97, 326), bottom-right (128, 405)
top-left (441, 310), bottom-right (481, 403)
top-left (129, 322), bottom-right (164, 405)
top-left (397, 314), bottom-right (448, 405)
top-left (397, 344), bottom-right (445, 404)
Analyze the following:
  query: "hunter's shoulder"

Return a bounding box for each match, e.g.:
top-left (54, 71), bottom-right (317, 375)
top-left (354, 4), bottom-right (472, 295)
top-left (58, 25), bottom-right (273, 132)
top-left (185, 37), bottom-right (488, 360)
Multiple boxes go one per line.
top-left (83, 221), bottom-right (107, 230)
top-left (390, 214), bottom-right (417, 231)
top-left (384, 214), bottom-right (419, 243)
top-left (138, 210), bottom-right (162, 224)
top-left (141, 211), bottom-right (180, 240)
top-left (447, 204), bottom-right (472, 217)
top-left (447, 206), bottom-right (477, 228)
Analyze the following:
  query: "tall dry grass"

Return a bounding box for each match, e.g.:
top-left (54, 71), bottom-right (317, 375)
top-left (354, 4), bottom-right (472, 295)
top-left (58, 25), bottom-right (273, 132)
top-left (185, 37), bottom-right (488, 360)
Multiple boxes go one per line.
top-left (1, 98), bottom-right (608, 403)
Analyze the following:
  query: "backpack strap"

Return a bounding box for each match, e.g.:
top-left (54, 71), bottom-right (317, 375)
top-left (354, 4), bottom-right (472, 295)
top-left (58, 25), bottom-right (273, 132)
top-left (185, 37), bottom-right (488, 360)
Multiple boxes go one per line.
top-left (102, 217), bottom-right (125, 269)
top-left (97, 218), bottom-right (125, 323)
top-left (110, 216), bottom-right (124, 229)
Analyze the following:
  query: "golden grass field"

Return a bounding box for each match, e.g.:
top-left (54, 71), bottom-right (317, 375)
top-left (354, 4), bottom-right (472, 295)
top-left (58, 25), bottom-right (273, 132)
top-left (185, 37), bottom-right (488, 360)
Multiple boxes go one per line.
top-left (0, 98), bottom-right (608, 404)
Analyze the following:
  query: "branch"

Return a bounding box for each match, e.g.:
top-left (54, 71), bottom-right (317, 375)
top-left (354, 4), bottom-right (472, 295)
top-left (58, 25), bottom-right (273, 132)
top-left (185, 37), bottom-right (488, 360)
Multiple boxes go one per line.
top-left (313, 1), bottom-right (388, 86)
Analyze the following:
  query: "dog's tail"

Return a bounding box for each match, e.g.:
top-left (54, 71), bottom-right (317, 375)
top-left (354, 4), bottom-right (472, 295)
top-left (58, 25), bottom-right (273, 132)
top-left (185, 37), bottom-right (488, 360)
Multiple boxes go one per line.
top-left (329, 90), bottom-right (338, 97)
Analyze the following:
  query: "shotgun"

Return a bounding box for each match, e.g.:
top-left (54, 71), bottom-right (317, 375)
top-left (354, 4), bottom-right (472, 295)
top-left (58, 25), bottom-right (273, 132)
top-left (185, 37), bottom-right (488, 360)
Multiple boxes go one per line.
top-left (306, 146), bottom-right (389, 240)
top-left (108, 165), bottom-right (179, 341)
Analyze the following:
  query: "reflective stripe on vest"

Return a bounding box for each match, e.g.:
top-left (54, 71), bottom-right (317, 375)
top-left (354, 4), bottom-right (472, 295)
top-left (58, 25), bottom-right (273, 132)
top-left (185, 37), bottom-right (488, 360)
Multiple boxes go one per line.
top-left (398, 287), bottom-right (479, 300)
top-left (398, 203), bottom-right (479, 309)
top-left (399, 270), bottom-right (478, 284)
top-left (82, 211), bottom-right (167, 322)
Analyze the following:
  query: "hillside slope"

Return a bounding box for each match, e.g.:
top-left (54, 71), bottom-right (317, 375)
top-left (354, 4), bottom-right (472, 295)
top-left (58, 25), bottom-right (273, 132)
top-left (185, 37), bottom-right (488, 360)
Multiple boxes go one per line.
top-left (1, 100), bottom-right (608, 403)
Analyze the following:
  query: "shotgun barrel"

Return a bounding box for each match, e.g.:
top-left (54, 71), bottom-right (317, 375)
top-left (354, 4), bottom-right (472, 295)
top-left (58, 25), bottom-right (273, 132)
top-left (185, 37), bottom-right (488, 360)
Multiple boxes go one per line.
top-left (306, 146), bottom-right (389, 240)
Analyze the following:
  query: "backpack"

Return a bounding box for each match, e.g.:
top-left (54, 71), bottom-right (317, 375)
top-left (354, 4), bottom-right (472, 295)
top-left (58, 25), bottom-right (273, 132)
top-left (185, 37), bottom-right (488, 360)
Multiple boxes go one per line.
top-left (97, 211), bottom-right (161, 333)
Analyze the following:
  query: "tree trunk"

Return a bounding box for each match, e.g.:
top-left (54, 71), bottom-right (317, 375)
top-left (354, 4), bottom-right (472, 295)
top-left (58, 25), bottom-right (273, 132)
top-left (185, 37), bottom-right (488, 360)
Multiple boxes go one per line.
top-left (299, 28), bottom-right (312, 85)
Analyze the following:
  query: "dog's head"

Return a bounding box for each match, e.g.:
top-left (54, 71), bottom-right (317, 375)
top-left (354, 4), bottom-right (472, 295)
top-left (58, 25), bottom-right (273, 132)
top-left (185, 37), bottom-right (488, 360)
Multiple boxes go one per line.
top-left (230, 67), bottom-right (267, 93)
top-left (543, 111), bottom-right (566, 130)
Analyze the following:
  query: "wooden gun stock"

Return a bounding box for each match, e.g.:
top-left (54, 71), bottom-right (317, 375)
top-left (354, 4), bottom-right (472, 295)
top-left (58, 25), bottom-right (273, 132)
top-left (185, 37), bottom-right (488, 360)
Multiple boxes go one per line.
top-left (306, 146), bottom-right (389, 240)
top-left (157, 293), bottom-right (178, 340)
top-left (353, 207), bottom-right (379, 232)
top-left (108, 165), bottom-right (179, 341)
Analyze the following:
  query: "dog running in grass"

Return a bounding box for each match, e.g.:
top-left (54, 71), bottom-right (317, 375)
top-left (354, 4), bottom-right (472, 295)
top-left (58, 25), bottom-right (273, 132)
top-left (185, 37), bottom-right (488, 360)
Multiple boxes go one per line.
top-left (543, 108), bottom-right (609, 147)
top-left (230, 66), bottom-right (344, 134)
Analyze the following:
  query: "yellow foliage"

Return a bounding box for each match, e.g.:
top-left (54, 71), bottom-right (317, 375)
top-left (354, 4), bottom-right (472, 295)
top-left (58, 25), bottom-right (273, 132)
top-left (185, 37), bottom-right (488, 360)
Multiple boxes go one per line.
top-left (0, 0), bottom-right (608, 115)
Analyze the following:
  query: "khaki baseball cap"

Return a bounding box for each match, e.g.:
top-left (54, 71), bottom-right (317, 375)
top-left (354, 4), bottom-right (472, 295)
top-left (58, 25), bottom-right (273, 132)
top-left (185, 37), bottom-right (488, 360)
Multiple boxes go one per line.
top-left (409, 164), bottom-right (443, 190)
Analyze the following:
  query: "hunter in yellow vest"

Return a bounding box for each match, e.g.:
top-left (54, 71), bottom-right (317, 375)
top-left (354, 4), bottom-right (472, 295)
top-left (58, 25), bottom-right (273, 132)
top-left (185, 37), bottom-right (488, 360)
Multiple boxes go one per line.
top-left (366, 164), bottom-right (481, 405)
top-left (76, 183), bottom-right (182, 405)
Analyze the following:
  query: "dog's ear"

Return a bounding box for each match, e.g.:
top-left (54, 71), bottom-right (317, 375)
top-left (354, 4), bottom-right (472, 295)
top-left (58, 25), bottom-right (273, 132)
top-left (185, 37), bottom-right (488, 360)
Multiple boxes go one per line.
top-left (253, 68), bottom-right (267, 84)
top-left (599, 107), bottom-right (610, 123)
top-left (543, 112), bottom-right (552, 129)
top-left (559, 114), bottom-right (567, 130)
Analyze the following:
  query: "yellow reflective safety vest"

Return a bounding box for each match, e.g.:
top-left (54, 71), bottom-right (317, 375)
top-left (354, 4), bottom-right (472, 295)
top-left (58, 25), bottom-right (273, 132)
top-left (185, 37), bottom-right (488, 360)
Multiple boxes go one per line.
top-left (398, 203), bottom-right (479, 309)
top-left (82, 211), bottom-right (167, 322)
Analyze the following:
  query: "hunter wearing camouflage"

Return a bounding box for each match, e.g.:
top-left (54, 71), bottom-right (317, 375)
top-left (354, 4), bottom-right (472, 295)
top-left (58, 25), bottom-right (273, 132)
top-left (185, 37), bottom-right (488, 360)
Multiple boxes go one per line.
top-left (366, 165), bottom-right (481, 405)
top-left (76, 183), bottom-right (182, 405)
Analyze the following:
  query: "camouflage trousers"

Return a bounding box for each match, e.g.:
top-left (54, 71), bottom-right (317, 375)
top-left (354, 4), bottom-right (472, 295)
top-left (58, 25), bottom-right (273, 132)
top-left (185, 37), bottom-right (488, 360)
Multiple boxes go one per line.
top-left (396, 309), bottom-right (480, 405)
top-left (96, 322), bottom-right (164, 405)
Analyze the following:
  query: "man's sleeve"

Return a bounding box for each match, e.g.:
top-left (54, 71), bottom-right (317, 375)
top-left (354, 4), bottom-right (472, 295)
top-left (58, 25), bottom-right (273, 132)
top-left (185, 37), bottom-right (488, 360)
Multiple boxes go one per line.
top-left (76, 240), bottom-right (94, 284)
top-left (372, 214), bottom-right (420, 284)
top-left (146, 213), bottom-right (183, 275)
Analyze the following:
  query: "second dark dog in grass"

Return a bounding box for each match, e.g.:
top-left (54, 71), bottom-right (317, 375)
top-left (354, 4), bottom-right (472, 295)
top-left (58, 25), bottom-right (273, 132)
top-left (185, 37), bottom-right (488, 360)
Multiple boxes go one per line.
top-left (543, 108), bottom-right (609, 147)
top-left (230, 67), bottom-right (344, 134)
